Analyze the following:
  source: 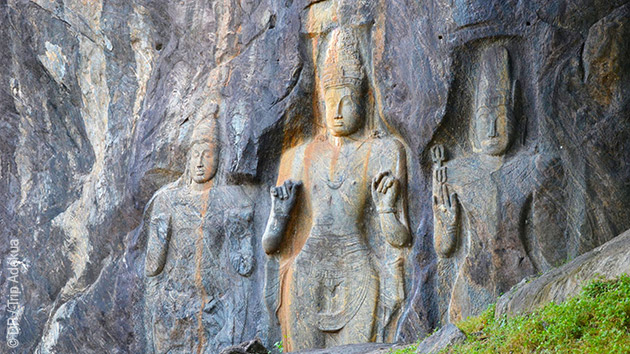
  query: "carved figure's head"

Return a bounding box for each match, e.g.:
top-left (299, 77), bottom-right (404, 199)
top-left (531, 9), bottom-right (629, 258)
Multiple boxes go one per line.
top-left (472, 46), bottom-right (514, 156)
top-left (322, 27), bottom-right (366, 137)
top-left (188, 118), bottom-right (219, 184)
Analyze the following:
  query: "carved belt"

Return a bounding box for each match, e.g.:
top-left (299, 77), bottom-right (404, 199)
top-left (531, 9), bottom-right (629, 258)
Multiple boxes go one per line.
top-left (297, 230), bottom-right (375, 332)
top-left (304, 230), bottom-right (369, 258)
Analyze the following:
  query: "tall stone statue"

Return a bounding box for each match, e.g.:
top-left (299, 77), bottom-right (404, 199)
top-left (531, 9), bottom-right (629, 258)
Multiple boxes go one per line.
top-left (143, 118), bottom-right (255, 354)
top-left (431, 45), bottom-right (564, 324)
top-left (262, 27), bottom-right (411, 352)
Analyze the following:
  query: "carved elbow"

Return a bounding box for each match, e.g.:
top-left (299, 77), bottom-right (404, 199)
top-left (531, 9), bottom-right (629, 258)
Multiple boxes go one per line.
top-left (262, 234), bottom-right (281, 255)
top-left (144, 260), bottom-right (163, 277)
top-left (387, 230), bottom-right (411, 248)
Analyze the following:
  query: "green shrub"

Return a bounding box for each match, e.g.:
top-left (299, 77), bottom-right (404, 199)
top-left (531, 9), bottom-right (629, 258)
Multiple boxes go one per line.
top-left (447, 274), bottom-right (630, 353)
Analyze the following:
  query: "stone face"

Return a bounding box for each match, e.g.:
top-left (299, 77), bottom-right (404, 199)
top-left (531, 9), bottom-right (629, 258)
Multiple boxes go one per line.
top-left (495, 228), bottom-right (630, 318)
top-left (0, 0), bottom-right (629, 353)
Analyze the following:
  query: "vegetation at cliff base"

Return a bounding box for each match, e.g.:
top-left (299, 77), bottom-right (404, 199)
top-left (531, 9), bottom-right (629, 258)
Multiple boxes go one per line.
top-left (447, 275), bottom-right (630, 353)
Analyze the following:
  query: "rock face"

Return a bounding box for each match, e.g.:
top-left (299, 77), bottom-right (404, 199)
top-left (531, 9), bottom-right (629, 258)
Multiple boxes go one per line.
top-left (0, 0), bottom-right (629, 353)
top-left (496, 228), bottom-right (630, 318)
top-left (293, 342), bottom-right (398, 354)
top-left (220, 338), bottom-right (270, 354)
top-left (415, 324), bottom-right (466, 354)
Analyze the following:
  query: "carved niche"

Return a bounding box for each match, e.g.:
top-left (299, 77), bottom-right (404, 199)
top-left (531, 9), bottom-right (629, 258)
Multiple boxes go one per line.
top-left (143, 118), bottom-right (255, 354)
top-left (262, 27), bottom-right (412, 352)
top-left (431, 44), bottom-right (565, 324)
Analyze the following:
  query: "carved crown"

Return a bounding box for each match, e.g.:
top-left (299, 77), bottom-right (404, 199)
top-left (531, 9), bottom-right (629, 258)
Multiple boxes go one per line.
top-left (322, 27), bottom-right (365, 89)
top-left (476, 46), bottom-right (511, 108)
top-left (191, 118), bottom-right (218, 144)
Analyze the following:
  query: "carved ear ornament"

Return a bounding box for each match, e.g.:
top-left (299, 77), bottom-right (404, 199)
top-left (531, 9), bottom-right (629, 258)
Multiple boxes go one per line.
top-left (369, 130), bottom-right (384, 139)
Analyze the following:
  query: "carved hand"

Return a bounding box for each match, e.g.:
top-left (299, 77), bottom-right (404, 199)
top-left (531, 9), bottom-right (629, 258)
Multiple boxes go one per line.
top-left (232, 253), bottom-right (254, 277)
top-left (433, 183), bottom-right (459, 257)
top-left (372, 171), bottom-right (400, 212)
top-left (270, 179), bottom-right (301, 216)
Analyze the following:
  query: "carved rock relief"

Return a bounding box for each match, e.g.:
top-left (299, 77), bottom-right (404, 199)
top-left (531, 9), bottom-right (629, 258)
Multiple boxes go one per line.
top-left (262, 26), bottom-right (412, 352)
top-left (430, 43), bottom-right (566, 324)
top-left (143, 118), bottom-right (256, 354)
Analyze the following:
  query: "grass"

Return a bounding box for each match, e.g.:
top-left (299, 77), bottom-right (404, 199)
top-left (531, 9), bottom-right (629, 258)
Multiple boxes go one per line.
top-left (446, 274), bottom-right (630, 353)
top-left (387, 339), bottom-right (420, 354)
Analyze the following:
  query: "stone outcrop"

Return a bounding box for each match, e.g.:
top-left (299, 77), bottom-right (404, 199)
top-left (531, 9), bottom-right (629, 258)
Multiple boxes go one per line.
top-left (415, 324), bottom-right (466, 354)
top-left (293, 342), bottom-right (398, 354)
top-left (496, 228), bottom-right (630, 318)
top-left (220, 338), bottom-right (270, 354)
top-left (0, 0), bottom-right (629, 353)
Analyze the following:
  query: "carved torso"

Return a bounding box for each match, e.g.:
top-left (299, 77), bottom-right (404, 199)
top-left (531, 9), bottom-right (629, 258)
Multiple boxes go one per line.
top-left (145, 184), bottom-right (254, 354)
top-left (441, 151), bottom-right (559, 322)
top-left (304, 137), bottom-right (373, 233)
top-left (271, 134), bottom-right (407, 350)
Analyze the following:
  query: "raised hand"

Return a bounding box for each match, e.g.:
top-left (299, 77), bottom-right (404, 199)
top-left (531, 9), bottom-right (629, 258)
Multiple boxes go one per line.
top-left (263, 180), bottom-right (302, 254)
top-left (372, 171), bottom-right (400, 212)
top-left (270, 179), bottom-right (301, 216)
top-left (433, 183), bottom-right (459, 257)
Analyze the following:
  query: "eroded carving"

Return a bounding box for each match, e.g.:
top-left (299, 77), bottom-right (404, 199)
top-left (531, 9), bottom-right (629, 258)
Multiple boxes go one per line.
top-left (144, 118), bottom-right (255, 354)
top-left (432, 45), bottom-right (565, 324)
top-left (263, 27), bottom-right (411, 351)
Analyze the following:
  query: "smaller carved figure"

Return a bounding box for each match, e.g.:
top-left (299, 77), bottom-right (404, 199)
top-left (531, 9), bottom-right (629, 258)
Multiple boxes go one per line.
top-left (432, 45), bottom-right (564, 324)
top-left (144, 118), bottom-right (255, 354)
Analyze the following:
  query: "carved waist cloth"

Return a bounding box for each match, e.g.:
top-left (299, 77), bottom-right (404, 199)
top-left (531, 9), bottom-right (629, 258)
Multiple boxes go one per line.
top-left (295, 230), bottom-right (376, 332)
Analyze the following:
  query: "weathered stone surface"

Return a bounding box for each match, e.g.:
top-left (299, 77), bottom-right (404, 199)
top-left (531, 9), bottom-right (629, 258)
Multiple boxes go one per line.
top-left (415, 323), bottom-right (466, 354)
top-left (495, 228), bottom-right (630, 318)
top-left (0, 0), bottom-right (629, 353)
top-left (430, 44), bottom-right (565, 324)
top-left (220, 337), bottom-right (270, 354)
top-left (294, 342), bottom-right (398, 354)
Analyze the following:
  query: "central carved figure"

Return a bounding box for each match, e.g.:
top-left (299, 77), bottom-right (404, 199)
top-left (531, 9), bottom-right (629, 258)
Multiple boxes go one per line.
top-left (263, 27), bottom-right (411, 351)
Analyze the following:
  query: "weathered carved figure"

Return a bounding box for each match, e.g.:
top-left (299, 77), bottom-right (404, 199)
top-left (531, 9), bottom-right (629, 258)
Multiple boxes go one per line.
top-left (144, 118), bottom-right (255, 354)
top-left (262, 27), bottom-right (411, 351)
top-left (432, 45), bottom-right (564, 323)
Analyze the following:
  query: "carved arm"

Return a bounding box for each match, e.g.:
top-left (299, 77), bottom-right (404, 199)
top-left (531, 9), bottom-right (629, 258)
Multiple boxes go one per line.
top-left (432, 182), bottom-right (459, 258)
top-left (372, 171), bottom-right (411, 247)
top-left (431, 144), bottom-right (459, 257)
top-left (145, 212), bottom-right (171, 277)
top-left (262, 180), bottom-right (301, 254)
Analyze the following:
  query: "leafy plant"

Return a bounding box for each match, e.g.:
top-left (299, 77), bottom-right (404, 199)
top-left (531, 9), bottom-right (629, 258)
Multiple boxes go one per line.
top-left (273, 340), bottom-right (283, 353)
top-left (446, 274), bottom-right (630, 353)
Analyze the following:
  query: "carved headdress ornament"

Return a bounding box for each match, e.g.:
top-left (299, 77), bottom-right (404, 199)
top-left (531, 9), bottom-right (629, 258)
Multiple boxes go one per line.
top-left (322, 27), bottom-right (365, 89)
top-left (476, 46), bottom-right (511, 108)
top-left (190, 117), bottom-right (218, 145)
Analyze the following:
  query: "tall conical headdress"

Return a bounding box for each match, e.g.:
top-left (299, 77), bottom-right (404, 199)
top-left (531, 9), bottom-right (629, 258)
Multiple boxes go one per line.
top-left (322, 27), bottom-right (365, 89)
top-left (476, 46), bottom-right (511, 108)
top-left (190, 118), bottom-right (218, 145)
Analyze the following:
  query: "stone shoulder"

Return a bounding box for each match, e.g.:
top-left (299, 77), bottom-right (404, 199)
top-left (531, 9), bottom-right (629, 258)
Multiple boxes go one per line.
top-left (370, 135), bottom-right (406, 156)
